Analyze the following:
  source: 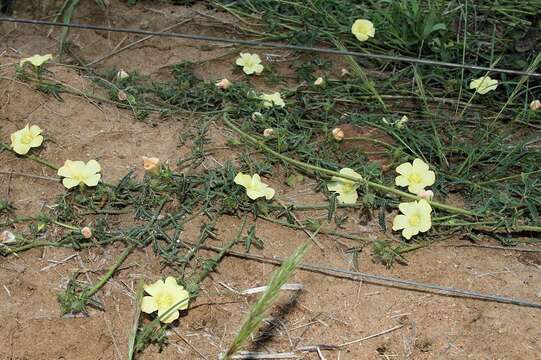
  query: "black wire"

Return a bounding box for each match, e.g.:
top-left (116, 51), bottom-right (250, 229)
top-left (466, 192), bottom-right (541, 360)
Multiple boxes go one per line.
top-left (2, 16), bottom-right (541, 78)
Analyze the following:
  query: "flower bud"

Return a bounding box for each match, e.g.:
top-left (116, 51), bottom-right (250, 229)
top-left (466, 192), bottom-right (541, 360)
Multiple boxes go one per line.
top-left (81, 227), bottom-right (92, 239)
top-left (142, 156), bottom-right (160, 176)
top-left (117, 90), bottom-right (128, 101)
top-left (0, 230), bottom-right (16, 244)
top-left (116, 69), bottom-right (129, 80)
top-left (314, 77), bottom-right (324, 86)
top-left (396, 115), bottom-right (408, 129)
top-left (263, 128), bottom-right (274, 137)
top-left (216, 78), bottom-right (232, 90)
top-left (332, 127), bottom-right (344, 141)
top-left (251, 112), bottom-right (263, 121)
top-left (418, 190), bottom-right (434, 200)
top-left (530, 100), bottom-right (541, 111)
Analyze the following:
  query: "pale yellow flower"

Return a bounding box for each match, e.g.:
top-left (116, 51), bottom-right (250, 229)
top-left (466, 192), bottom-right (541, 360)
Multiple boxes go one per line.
top-left (216, 78), bottom-right (232, 90)
top-left (332, 127), bottom-right (344, 141)
top-left (395, 158), bottom-right (435, 195)
top-left (314, 77), bottom-right (324, 86)
top-left (392, 200), bottom-right (432, 240)
top-left (263, 128), bottom-right (274, 137)
top-left (327, 168), bottom-right (363, 204)
top-left (20, 54), bottom-right (53, 67)
top-left (234, 172), bottom-right (275, 200)
top-left (142, 156), bottom-right (160, 175)
top-left (530, 100), bottom-right (541, 111)
top-left (469, 76), bottom-right (498, 94)
top-left (57, 160), bottom-right (101, 189)
top-left (141, 277), bottom-right (190, 324)
top-left (260, 92), bottom-right (285, 108)
top-left (10, 124), bottom-right (44, 155)
top-left (351, 19), bottom-right (375, 42)
top-left (236, 53), bottom-right (264, 75)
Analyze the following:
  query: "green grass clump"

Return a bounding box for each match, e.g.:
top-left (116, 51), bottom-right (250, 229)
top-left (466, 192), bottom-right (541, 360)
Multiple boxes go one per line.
top-left (222, 241), bottom-right (310, 359)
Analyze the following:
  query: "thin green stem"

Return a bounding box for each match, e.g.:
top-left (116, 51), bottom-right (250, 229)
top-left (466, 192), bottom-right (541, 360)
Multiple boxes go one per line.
top-left (0, 141), bottom-right (59, 170)
top-left (223, 115), bottom-right (476, 217)
top-left (84, 243), bottom-right (136, 298)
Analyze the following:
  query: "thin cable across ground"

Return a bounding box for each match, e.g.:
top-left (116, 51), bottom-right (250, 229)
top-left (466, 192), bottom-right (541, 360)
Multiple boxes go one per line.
top-left (1, 16), bottom-right (541, 77)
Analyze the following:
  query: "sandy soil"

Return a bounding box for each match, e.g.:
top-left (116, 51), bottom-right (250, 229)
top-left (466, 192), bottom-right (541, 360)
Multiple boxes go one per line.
top-left (1, 2), bottom-right (540, 359)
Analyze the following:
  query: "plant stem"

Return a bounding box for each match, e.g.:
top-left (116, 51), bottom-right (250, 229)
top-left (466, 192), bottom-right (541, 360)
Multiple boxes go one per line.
top-left (84, 243), bottom-right (136, 298)
top-left (223, 115), bottom-right (476, 217)
top-left (0, 141), bottom-right (59, 170)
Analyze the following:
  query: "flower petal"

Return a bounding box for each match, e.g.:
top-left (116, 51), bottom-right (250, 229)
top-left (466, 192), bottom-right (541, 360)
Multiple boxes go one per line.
top-left (327, 181), bottom-right (342, 192)
top-left (144, 279), bottom-right (165, 296)
top-left (234, 172), bottom-right (252, 188)
top-left (62, 177), bottom-right (80, 189)
top-left (392, 214), bottom-right (408, 230)
top-left (86, 160), bottom-right (101, 174)
top-left (408, 183), bottom-right (426, 195)
top-left (395, 175), bottom-right (409, 187)
top-left (83, 173), bottom-right (101, 187)
top-left (398, 202), bottom-right (415, 215)
top-left (246, 188), bottom-right (263, 200)
top-left (401, 226), bottom-right (418, 240)
top-left (253, 64), bottom-right (264, 74)
top-left (412, 158), bottom-right (429, 173)
top-left (29, 125), bottom-right (42, 136)
top-left (29, 135), bottom-right (44, 148)
top-left (164, 276), bottom-right (178, 289)
top-left (395, 162), bottom-right (412, 176)
top-left (340, 168), bottom-right (362, 180)
top-left (418, 199), bottom-right (433, 214)
top-left (12, 143), bottom-right (30, 155)
top-left (141, 296), bottom-right (158, 314)
top-left (337, 190), bottom-right (358, 204)
top-left (157, 308), bottom-right (179, 324)
top-left (171, 288), bottom-right (190, 311)
top-left (264, 187), bottom-right (275, 200)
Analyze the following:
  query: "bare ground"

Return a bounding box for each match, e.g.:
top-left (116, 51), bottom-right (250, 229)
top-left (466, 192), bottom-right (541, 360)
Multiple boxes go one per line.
top-left (1, 2), bottom-right (540, 359)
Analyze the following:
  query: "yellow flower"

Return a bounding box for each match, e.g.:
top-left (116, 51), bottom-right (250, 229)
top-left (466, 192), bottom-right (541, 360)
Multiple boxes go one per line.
top-left (234, 172), bottom-right (275, 200)
top-left (141, 277), bottom-right (190, 324)
top-left (351, 19), bottom-right (375, 42)
top-left (395, 158), bottom-right (435, 195)
top-left (392, 200), bottom-right (432, 239)
top-left (314, 77), bottom-right (324, 86)
top-left (327, 168), bottom-right (363, 204)
top-left (20, 54), bottom-right (53, 67)
top-left (260, 92), bottom-right (285, 108)
top-left (469, 76), bottom-right (498, 95)
top-left (10, 124), bottom-right (44, 155)
top-left (236, 53), bottom-right (264, 75)
top-left (57, 160), bottom-right (101, 189)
